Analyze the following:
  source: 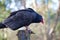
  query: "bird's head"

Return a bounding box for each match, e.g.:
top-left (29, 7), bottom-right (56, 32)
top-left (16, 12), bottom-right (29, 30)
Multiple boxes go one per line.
top-left (37, 14), bottom-right (44, 24)
top-left (40, 17), bottom-right (44, 24)
top-left (33, 14), bottom-right (44, 24)
top-left (27, 8), bottom-right (44, 24)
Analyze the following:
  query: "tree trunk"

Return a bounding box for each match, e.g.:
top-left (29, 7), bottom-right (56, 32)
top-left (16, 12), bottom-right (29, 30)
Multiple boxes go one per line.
top-left (17, 30), bottom-right (34, 40)
top-left (47, 0), bottom-right (60, 40)
top-left (20, 0), bottom-right (26, 8)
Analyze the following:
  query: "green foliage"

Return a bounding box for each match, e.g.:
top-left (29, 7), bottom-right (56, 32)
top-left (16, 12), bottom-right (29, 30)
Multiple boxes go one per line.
top-left (56, 22), bottom-right (60, 31)
top-left (0, 11), bottom-right (10, 21)
top-left (0, 0), bottom-right (10, 40)
top-left (50, 13), bottom-right (56, 19)
top-left (0, 0), bottom-right (10, 21)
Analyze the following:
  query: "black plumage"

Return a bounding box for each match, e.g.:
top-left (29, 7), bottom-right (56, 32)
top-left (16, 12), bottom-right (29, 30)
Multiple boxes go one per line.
top-left (0, 23), bottom-right (7, 29)
top-left (0, 8), bottom-right (43, 30)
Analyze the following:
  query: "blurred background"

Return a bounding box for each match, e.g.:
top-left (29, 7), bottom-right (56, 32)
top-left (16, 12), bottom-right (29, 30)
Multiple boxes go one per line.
top-left (0, 0), bottom-right (60, 40)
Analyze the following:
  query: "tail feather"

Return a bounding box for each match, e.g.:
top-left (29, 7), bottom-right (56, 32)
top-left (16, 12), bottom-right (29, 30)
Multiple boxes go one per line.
top-left (0, 23), bottom-right (7, 29)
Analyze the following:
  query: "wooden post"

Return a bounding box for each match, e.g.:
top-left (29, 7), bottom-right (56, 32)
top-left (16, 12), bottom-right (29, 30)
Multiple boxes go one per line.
top-left (17, 30), bottom-right (34, 40)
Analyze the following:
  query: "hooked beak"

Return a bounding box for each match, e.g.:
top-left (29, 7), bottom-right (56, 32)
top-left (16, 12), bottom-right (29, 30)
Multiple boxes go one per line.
top-left (41, 19), bottom-right (44, 24)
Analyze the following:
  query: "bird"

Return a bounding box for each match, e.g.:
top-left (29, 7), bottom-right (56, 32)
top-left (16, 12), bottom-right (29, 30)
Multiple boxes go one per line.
top-left (0, 8), bottom-right (44, 30)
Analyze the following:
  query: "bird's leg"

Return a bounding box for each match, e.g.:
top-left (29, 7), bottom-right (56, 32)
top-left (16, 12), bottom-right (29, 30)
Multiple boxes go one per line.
top-left (25, 26), bottom-right (30, 40)
top-left (25, 26), bottom-right (28, 36)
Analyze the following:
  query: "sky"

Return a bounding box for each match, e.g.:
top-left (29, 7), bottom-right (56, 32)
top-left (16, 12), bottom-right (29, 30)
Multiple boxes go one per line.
top-left (6, 0), bottom-right (59, 12)
top-left (51, 0), bottom-right (59, 10)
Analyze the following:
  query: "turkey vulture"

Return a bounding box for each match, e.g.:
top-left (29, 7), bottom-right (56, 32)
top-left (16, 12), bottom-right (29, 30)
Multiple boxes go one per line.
top-left (0, 8), bottom-right (44, 30)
